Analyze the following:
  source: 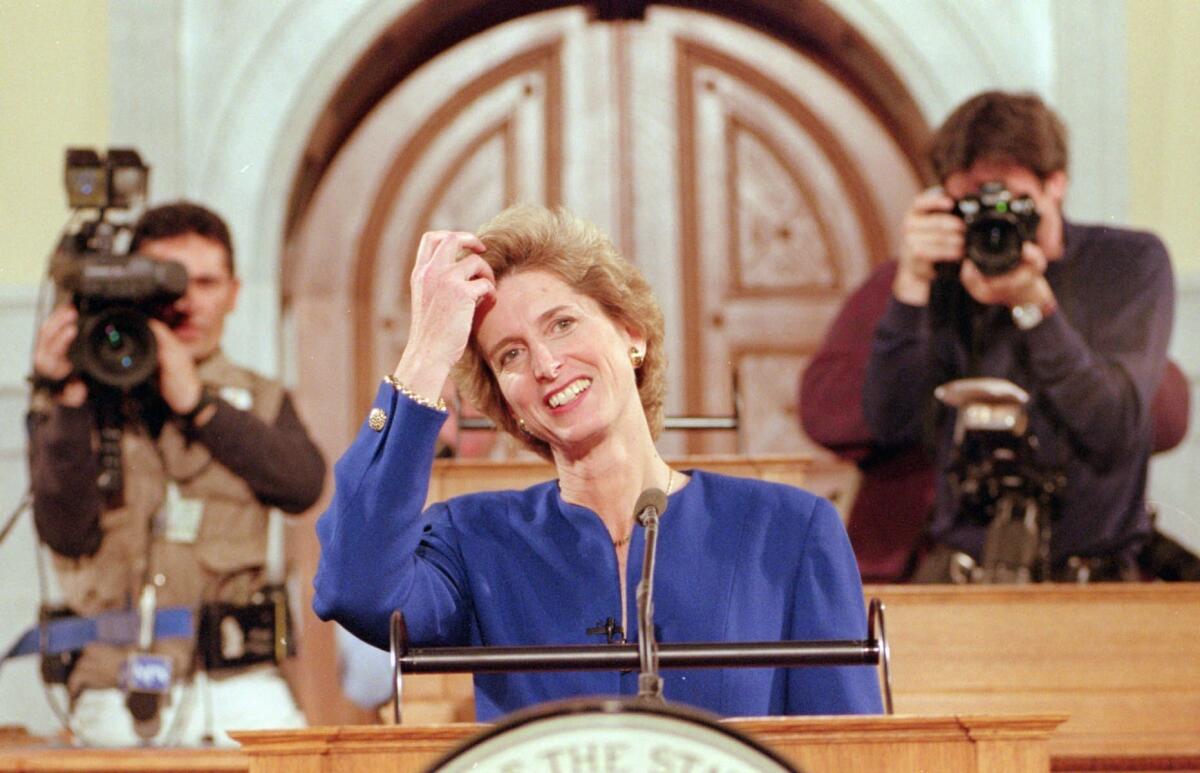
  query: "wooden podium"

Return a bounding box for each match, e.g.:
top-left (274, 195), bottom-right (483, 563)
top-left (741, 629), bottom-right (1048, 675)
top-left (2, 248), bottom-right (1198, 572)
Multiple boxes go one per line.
top-left (0, 714), bottom-right (1064, 772)
top-left (230, 714), bottom-right (1065, 772)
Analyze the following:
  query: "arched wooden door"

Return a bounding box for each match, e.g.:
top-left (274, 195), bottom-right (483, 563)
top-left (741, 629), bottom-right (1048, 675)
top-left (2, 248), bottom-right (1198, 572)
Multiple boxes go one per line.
top-left (287, 4), bottom-right (924, 724)
top-left (294, 5), bottom-right (921, 456)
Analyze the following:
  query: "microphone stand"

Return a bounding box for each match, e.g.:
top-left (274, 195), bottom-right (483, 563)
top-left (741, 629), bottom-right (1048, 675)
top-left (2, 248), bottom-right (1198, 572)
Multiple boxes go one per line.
top-left (635, 489), bottom-right (667, 702)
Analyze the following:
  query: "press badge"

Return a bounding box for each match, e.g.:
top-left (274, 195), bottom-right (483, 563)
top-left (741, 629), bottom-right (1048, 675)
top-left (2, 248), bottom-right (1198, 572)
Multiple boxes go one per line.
top-left (162, 482), bottom-right (204, 544)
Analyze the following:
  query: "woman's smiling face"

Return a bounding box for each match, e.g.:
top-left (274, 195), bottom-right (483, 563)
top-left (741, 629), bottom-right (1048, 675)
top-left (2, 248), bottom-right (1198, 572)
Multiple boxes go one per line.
top-left (474, 270), bottom-right (646, 459)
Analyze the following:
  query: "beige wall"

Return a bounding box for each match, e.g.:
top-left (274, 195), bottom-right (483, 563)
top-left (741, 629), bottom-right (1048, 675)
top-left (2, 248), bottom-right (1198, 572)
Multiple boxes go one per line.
top-left (0, 0), bottom-right (109, 287)
top-left (1128, 0), bottom-right (1200, 278)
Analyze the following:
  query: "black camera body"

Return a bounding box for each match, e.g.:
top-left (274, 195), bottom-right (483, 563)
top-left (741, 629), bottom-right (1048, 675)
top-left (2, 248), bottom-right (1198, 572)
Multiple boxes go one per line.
top-left (58, 254), bottom-right (187, 390)
top-left (954, 182), bottom-right (1041, 276)
top-left (53, 148), bottom-right (187, 391)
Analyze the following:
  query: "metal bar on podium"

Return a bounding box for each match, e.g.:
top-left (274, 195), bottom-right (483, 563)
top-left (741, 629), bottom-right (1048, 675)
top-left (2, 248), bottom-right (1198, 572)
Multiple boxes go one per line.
top-left (389, 598), bottom-right (893, 724)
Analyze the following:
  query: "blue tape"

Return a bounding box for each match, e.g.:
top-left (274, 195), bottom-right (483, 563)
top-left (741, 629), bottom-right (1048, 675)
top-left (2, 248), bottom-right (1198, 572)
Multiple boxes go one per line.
top-left (2, 606), bottom-right (194, 662)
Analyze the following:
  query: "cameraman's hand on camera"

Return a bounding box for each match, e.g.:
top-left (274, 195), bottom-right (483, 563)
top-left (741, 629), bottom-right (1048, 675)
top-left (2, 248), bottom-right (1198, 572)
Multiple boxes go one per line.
top-left (894, 187), bottom-right (965, 306)
top-left (33, 305), bottom-right (87, 407)
top-left (393, 231), bottom-right (494, 401)
top-left (960, 240), bottom-right (1056, 312)
top-left (149, 319), bottom-right (207, 421)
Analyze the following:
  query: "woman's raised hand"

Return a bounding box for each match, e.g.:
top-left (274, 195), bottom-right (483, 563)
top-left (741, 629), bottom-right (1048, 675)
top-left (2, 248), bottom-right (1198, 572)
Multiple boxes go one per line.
top-left (393, 231), bottom-right (494, 400)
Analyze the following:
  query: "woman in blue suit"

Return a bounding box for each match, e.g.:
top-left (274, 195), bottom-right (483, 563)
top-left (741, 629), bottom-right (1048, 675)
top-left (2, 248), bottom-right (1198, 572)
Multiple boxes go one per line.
top-left (313, 204), bottom-right (881, 721)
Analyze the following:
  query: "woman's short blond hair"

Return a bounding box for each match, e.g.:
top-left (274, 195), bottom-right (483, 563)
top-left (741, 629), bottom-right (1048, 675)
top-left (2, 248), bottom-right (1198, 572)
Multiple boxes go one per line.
top-left (452, 204), bottom-right (666, 459)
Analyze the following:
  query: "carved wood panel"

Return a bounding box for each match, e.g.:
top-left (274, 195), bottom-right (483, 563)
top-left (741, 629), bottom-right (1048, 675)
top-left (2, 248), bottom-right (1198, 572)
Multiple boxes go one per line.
top-left (668, 12), bottom-right (922, 454)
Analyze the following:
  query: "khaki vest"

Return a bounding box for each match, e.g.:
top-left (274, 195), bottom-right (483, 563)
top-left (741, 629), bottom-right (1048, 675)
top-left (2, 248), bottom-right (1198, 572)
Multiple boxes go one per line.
top-left (52, 353), bottom-right (284, 670)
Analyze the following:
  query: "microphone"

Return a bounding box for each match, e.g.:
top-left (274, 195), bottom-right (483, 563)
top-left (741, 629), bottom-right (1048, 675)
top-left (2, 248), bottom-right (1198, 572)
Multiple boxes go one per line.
top-left (634, 487), bottom-right (667, 701)
top-left (121, 581), bottom-right (171, 740)
top-left (120, 651), bottom-right (172, 735)
top-left (634, 488), bottom-right (668, 527)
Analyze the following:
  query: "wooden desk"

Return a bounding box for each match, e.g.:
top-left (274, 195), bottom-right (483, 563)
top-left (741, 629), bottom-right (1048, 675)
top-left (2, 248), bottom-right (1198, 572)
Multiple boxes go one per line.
top-left (868, 583), bottom-right (1200, 765)
top-left (232, 714), bottom-right (1064, 772)
top-left (0, 715), bottom-right (1064, 772)
top-left (0, 745), bottom-right (246, 772)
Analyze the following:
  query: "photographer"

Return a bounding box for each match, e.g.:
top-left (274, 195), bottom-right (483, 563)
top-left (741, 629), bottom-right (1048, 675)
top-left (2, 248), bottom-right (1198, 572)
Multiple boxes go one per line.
top-left (26, 202), bottom-right (326, 745)
top-left (861, 91), bottom-right (1174, 583)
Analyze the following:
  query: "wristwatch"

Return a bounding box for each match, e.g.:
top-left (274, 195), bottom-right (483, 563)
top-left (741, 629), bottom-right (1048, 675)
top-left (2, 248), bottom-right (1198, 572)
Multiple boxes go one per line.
top-left (1011, 302), bottom-right (1047, 331)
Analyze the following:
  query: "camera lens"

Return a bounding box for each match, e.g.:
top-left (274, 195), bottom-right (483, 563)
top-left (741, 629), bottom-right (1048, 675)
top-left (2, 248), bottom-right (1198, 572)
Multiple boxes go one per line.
top-left (981, 224), bottom-right (1008, 252)
top-left (955, 183), bottom-right (1041, 277)
top-left (73, 307), bottom-right (158, 389)
top-left (966, 219), bottom-right (1022, 276)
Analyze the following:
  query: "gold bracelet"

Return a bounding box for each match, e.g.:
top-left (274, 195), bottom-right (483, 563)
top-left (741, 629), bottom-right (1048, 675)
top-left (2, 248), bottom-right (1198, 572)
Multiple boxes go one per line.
top-left (383, 375), bottom-right (447, 413)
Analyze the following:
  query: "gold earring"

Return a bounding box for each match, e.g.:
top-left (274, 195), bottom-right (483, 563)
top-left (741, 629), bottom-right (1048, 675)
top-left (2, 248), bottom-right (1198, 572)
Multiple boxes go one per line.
top-left (630, 347), bottom-right (644, 369)
top-left (517, 417), bottom-right (530, 433)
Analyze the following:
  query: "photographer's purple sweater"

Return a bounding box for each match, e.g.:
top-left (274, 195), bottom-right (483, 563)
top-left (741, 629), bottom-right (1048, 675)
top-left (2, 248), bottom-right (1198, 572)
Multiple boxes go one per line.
top-left (864, 222), bottom-right (1174, 565)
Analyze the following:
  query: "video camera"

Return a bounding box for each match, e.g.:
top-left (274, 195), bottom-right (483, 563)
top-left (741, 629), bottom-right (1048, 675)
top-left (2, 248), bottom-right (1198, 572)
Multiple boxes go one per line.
top-left (953, 182), bottom-right (1040, 276)
top-left (935, 377), bottom-right (1063, 583)
top-left (52, 148), bottom-right (188, 391)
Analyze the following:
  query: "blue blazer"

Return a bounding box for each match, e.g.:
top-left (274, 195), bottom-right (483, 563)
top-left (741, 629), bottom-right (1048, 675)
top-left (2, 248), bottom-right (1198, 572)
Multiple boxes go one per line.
top-left (315, 384), bottom-right (882, 720)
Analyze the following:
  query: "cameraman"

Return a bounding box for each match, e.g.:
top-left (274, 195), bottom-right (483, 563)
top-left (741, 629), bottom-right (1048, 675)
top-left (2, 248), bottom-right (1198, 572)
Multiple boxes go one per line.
top-left (26, 202), bottom-right (326, 745)
top-left (862, 91), bottom-right (1174, 583)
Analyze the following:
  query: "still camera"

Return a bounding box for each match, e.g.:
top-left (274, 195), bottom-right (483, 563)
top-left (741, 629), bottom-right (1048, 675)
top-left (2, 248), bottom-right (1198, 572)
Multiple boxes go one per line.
top-left (954, 182), bottom-right (1041, 276)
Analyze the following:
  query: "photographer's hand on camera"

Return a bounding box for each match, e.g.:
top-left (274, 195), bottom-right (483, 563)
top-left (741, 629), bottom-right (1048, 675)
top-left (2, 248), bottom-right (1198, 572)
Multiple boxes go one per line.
top-left (148, 319), bottom-right (213, 426)
top-left (32, 305), bottom-right (87, 407)
top-left (959, 240), bottom-right (1056, 315)
top-left (893, 187), bottom-right (964, 306)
